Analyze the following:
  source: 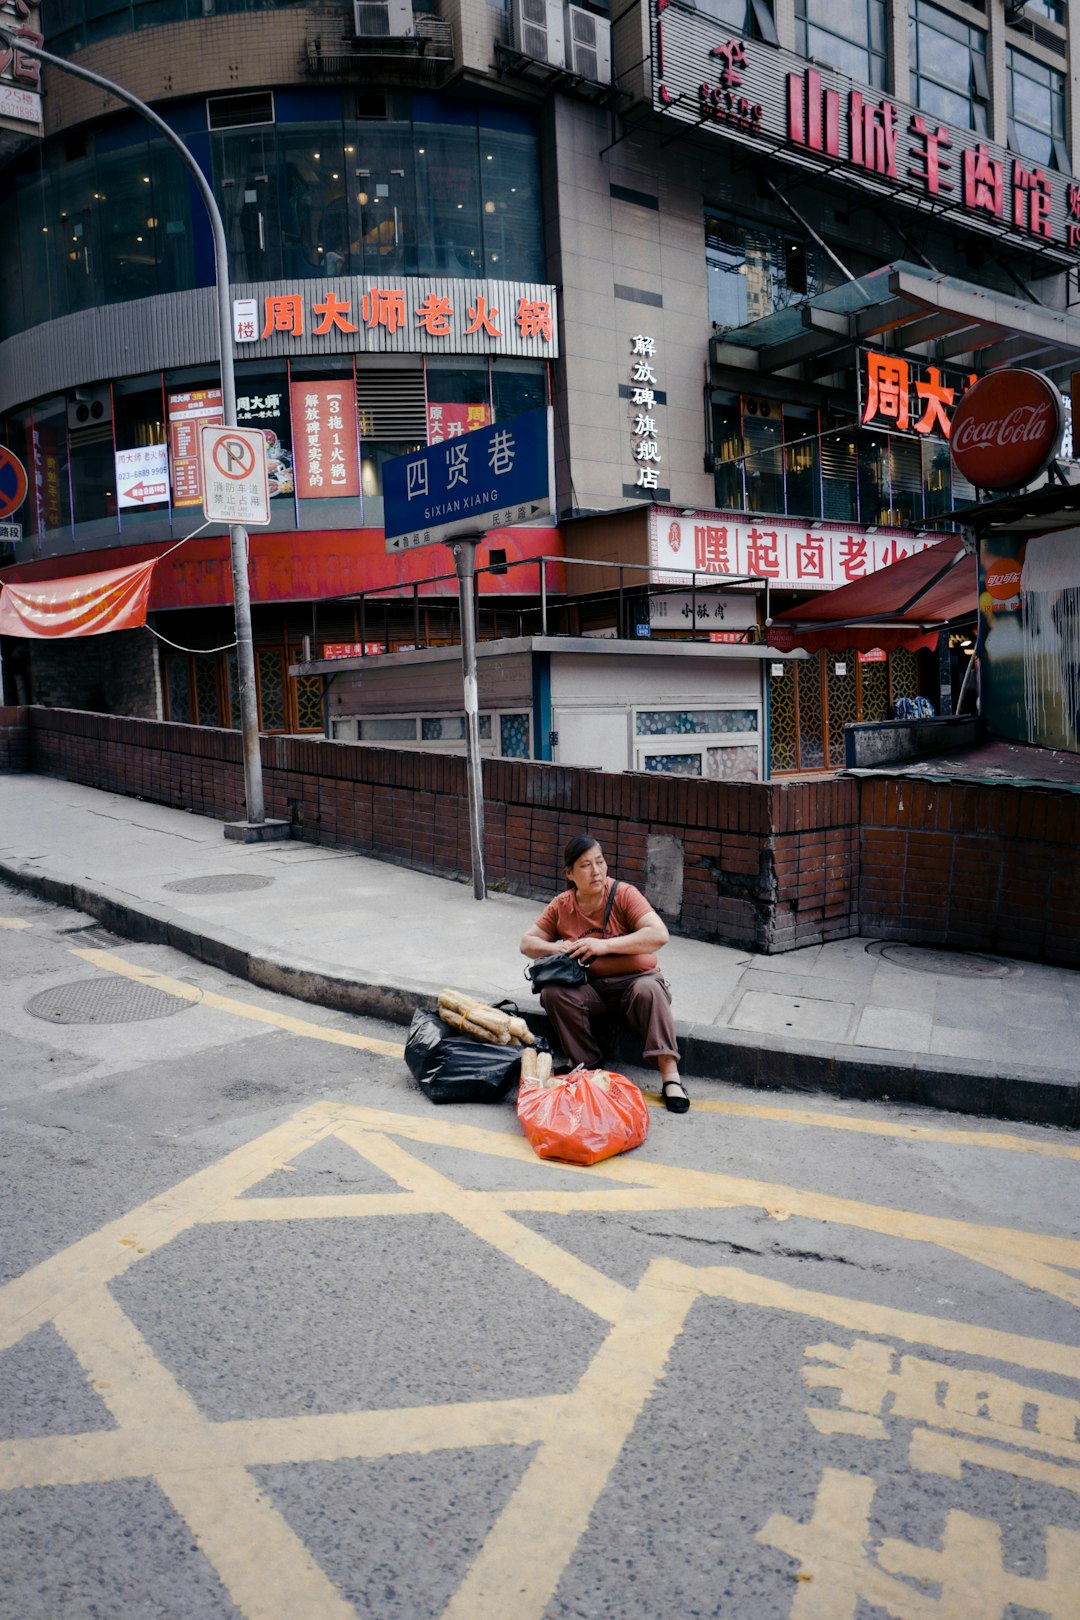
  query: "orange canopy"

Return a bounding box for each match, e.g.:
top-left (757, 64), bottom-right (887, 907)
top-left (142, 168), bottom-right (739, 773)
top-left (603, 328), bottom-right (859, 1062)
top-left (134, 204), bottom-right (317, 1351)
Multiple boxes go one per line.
top-left (0, 559), bottom-right (156, 638)
top-left (765, 538), bottom-right (976, 653)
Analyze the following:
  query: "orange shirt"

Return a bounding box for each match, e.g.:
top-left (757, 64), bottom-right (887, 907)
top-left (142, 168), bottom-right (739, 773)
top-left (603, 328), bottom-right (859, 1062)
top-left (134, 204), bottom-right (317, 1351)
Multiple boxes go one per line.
top-left (533, 879), bottom-right (659, 978)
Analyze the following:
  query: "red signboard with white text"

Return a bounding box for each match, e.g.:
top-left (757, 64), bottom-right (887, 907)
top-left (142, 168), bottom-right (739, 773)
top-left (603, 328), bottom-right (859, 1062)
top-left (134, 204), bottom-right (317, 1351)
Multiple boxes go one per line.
top-left (289, 380), bottom-right (361, 500)
top-left (167, 389), bottom-right (223, 509)
top-left (653, 11), bottom-right (1080, 264)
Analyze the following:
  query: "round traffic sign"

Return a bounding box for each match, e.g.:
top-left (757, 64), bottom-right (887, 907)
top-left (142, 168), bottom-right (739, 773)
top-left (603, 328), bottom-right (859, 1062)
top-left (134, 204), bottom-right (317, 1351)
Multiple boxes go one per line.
top-left (0, 446), bottom-right (28, 520)
top-left (212, 434), bottom-right (257, 480)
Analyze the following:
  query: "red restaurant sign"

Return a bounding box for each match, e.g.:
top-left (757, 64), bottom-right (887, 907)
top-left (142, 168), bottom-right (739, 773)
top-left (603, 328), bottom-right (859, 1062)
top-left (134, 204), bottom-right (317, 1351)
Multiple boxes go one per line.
top-left (289, 380), bottom-right (361, 500)
top-left (653, 8), bottom-right (1080, 264)
top-left (948, 370), bottom-right (1064, 490)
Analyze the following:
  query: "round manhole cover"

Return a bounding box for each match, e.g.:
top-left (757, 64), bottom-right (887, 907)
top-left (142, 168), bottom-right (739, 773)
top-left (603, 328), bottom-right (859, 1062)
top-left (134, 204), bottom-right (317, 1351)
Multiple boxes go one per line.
top-left (163, 874), bottom-right (274, 895)
top-left (26, 978), bottom-right (195, 1025)
top-left (869, 942), bottom-right (1016, 979)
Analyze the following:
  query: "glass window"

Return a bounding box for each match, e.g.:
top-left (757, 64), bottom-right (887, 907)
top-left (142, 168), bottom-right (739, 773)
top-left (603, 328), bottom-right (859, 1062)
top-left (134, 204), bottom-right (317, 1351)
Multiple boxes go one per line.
top-left (478, 119), bottom-right (543, 277)
top-left (358, 717), bottom-right (419, 740)
top-left (1007, 49), bottom-right (1066, 169)
top-left (491, 360), bottom-right (548, 421)
top-left (794, 0), bottom-right (887, 89)
top-left (910, 0), bottom-right (989, 134)
top-left (706, 212), bottom-right (843, 330)
top-left (636, 709), bottom-right (758, 736)
top-left (414, 117), bottom-right (482, 276)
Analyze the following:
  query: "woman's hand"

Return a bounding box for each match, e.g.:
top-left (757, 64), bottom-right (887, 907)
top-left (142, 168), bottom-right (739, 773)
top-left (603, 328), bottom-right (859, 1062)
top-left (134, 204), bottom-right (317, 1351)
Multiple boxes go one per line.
top-left (565, 935), bottom-right (607, 960)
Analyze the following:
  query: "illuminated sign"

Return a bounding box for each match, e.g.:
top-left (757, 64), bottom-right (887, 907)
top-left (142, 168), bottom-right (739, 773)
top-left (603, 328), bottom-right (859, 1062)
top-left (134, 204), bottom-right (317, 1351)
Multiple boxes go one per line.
top-left (233, 279), bottom-right (558, 358)
top-left (859, 351), bottom-right (977, 439)
top-left (653, 7), bottom-right (1080, 264)
top-left (629, 334), bottom-right (664, 493)
top-left (949, 369), bottom-right (1065, 490)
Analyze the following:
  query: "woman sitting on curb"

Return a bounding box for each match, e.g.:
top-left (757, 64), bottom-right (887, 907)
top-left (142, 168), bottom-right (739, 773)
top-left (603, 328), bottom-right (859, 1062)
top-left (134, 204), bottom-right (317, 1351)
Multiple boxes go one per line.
top-left (519, 833), bottom-right (690, 1113)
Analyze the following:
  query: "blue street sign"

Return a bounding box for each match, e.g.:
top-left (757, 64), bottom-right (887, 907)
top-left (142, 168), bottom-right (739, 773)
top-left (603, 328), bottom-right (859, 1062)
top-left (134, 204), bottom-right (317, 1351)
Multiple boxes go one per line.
top-left (383, 406), bottom-right (554, 552)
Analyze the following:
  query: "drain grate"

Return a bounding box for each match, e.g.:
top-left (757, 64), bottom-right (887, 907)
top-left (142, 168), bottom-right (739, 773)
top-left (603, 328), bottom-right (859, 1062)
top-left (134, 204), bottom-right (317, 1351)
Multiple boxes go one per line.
top-left (870, 942), bottom-right (1016, 979)
top-left (26, 978), bottom-right (195, 1025)
top-left (163, 874), bottom-right (274, 895)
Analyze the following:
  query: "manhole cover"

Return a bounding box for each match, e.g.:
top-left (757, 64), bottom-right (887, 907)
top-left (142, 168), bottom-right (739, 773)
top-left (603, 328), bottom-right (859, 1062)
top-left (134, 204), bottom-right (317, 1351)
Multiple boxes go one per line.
top-left (163, 874), bottom-right (274, 895)
top-left (869, 942), bottom-right (1016, 979)
top-left (26, 978), bottom-right (195, 1025)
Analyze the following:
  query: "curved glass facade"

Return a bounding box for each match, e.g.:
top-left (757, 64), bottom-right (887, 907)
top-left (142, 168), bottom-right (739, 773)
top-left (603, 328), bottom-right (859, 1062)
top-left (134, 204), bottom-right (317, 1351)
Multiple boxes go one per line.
top-left (46, 0), bottom-right (313, 56)
top-left (0, 91), bottom-right (545, 340)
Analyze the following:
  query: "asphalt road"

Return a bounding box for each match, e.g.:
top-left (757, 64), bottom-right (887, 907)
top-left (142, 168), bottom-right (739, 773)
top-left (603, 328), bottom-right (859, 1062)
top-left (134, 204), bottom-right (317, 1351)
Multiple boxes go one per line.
top-left (1, 878), bottom-right (1079, 1620)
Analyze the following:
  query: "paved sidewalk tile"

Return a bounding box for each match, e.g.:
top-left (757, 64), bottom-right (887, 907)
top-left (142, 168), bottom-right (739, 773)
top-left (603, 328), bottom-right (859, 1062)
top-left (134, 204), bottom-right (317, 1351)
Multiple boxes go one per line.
top-left (855, 1005), bottom-right (934, 1052)
top-left (729, 990), bottom-right (855, 1043)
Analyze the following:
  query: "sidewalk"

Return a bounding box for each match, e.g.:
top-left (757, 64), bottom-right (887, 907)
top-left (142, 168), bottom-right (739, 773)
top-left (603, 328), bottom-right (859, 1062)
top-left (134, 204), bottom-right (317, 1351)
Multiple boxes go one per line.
top-left (1, 774), bottom-right (1077, 1128)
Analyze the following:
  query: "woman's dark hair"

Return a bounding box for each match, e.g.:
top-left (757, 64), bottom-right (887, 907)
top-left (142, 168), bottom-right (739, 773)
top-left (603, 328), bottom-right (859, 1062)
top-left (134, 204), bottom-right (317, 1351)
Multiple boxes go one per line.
top-left (564, 834), bottom-right (602, 885)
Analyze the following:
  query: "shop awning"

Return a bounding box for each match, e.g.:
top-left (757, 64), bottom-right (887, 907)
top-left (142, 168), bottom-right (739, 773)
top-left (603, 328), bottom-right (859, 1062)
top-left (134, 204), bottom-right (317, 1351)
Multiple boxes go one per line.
top-left (713, 261), bottom-right (1080, 383)
top-left (0, 559), bottom-right (156, 638)
top-left (765, 537), bottom-right (976, 653)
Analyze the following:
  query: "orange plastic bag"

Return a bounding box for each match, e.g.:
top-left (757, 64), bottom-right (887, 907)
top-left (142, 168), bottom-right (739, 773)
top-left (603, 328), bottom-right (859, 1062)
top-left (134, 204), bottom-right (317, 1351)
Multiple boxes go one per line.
top-left (516, 1068), bottom-right (650, 1166)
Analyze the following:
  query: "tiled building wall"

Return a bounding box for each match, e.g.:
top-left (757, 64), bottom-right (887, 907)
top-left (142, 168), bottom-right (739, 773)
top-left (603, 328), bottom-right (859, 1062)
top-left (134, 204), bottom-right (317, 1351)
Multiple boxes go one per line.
top-left (9, 709), bottom-right (1075, 964)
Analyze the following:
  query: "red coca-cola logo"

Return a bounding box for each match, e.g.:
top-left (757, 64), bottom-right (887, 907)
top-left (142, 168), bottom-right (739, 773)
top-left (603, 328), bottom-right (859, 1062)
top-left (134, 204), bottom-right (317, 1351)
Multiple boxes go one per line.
top-left (949, 370), bottom-right (1063, 491)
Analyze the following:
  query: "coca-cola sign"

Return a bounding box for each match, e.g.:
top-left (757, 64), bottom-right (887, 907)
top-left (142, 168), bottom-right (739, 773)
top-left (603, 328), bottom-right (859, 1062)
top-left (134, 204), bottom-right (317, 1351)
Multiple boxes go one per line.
top-left (949, 369), bottom-right (1064, 491)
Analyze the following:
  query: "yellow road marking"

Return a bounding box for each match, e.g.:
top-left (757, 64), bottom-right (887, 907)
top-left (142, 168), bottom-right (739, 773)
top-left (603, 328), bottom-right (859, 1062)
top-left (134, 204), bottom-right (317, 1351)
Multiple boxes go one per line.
top-left (642, 1092), bottom-right (1080, 1162)
top-left (0, 1099), bottom-right (1077, 1620)
top-left (69, 946), bottom-right (405, 1058)
top-left (0, 917), bottom-right (33, 930)
top-left (72, 945), bottom-right (1080, 1164)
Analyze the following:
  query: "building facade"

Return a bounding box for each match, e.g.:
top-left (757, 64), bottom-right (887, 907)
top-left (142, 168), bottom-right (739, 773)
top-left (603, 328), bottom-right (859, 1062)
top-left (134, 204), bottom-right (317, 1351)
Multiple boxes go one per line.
top-left (2, 0), bottom-right (1078, 768)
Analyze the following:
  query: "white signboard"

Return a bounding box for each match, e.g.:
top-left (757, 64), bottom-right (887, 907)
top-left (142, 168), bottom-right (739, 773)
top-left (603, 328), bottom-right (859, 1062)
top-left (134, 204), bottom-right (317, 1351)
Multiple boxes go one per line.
top-left (115, 444), bottom-right (170, 510)
top-left (199, 425), bottom-right (270, 526)
top-left (0, 520), bottom-right (21, 544)
top-left (649, 507), bottom-right (950, 592)
top-left (0, 82), bottom-right (41, 128)
top-left (649, 590), bottom-right (758, 632)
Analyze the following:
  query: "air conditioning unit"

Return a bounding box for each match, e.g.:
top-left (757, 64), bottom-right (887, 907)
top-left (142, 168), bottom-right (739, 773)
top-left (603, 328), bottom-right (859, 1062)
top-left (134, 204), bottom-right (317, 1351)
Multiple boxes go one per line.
top-left (566, 5), bottom-right (610, 83)
top-left (67, 385), bottom-right (112, 431)
top-left (353, 0), bottom-right (413, 37)
top-left (511, 0), bottom-right (565, 67)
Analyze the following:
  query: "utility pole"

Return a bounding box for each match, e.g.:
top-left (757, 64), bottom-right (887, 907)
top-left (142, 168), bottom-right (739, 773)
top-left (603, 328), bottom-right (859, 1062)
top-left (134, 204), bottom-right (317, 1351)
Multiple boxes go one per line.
top-left (0, 31), bottom-right (286, 842)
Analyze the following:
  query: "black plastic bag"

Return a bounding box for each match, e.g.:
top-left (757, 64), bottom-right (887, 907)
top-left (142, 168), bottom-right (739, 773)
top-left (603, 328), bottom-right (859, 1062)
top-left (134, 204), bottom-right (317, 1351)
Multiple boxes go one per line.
top-left (404, 1010), bottom-right (521, 1104)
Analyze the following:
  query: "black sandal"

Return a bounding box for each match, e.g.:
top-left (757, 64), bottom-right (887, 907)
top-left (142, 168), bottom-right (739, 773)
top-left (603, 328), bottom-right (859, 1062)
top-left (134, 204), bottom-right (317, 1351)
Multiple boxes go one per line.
top-left (661, 1079), bottom-right (690, 1114)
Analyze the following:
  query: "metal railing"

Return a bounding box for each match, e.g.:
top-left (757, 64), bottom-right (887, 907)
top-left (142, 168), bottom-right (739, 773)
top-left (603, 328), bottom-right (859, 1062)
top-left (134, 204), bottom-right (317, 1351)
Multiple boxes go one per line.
top-left (300, 553), bottom-right (769, 660)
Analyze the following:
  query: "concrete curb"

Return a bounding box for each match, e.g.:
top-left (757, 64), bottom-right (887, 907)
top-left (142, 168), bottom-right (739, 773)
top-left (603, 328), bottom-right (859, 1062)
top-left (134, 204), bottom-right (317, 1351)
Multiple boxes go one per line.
top-left (2, 855), bottom-right (1077, 1130)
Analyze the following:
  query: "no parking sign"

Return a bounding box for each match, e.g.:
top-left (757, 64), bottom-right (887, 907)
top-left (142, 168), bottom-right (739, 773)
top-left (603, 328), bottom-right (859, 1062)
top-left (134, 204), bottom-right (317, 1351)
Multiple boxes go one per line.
top-left (199, 425), bottom-right (271, 526)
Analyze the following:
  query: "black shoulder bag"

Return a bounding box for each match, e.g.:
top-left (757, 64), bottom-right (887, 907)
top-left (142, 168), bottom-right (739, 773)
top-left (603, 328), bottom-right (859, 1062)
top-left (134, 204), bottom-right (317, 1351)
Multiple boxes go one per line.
top-left (525, 883), bottom-right (619, 994)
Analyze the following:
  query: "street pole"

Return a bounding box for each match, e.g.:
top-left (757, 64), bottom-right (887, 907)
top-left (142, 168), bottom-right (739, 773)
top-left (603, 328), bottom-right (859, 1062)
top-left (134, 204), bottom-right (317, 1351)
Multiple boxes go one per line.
top-left (2, 32), bottom-right (267, 830)
top-left (451, 534), bottom-right (487, 900)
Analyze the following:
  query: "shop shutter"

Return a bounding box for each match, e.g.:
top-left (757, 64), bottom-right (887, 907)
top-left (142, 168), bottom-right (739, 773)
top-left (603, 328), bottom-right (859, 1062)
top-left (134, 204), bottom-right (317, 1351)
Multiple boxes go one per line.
top-left (355, 369), bottom-right (427, 440)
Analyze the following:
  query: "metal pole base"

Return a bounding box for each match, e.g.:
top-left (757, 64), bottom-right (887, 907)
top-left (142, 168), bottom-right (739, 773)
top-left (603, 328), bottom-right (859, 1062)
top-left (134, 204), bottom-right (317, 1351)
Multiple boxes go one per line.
top-left (223, 818), bottom-right (292, 844)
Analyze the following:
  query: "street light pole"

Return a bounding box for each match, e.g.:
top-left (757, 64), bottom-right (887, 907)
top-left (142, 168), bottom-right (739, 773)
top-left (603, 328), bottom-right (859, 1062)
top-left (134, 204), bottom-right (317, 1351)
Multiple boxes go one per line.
top-left (1, 31), bottom-right (271, 834)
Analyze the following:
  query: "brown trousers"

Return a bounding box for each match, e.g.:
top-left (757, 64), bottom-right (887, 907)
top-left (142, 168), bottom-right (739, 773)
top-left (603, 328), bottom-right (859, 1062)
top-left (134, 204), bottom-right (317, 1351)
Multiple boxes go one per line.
top-left (540, 969), bottom-right (679, 1068)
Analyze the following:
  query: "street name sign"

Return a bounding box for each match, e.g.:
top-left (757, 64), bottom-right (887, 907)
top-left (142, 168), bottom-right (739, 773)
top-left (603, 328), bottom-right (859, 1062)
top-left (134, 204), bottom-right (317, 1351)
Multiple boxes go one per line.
top-left (199, 424), bottom-right (271, 526)
top-left (383, 406), bottom-right (554, 553)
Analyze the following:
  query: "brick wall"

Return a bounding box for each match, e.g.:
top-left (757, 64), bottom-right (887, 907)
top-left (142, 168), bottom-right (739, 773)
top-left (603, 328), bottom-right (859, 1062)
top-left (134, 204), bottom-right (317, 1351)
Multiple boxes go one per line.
top-left (859, 776), bottom-right (1080, 967)
top-left (0, 707), bottom-right (29, 772)
top-left (11, 707), bottom-right (1078, 965)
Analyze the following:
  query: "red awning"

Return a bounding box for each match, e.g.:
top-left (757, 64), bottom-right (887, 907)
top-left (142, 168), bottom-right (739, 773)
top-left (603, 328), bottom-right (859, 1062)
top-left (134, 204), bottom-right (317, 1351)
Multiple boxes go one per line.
top-left (0, 559), bottom-right (156, 638)
top-left (765, 538), bottom-right (976, 654)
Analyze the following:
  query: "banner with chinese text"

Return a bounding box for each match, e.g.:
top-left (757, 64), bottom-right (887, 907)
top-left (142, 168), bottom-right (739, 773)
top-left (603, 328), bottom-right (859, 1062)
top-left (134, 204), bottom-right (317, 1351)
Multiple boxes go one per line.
top-left (0, 559), bottom-right (156, 638)
top-left (167, 389), bottom-right (223, 509)
top-left (649, 507), bottom-right (952, 592)
top-left (289, 381), bottom-right (360, 500)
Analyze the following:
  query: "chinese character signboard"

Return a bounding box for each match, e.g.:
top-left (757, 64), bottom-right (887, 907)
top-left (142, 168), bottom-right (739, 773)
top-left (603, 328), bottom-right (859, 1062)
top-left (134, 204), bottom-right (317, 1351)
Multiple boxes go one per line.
top-left (115, 445), bottom-right (170, 511)
top-left (0, 0), bottom-right (43, 137)
top-left (653, 8), bottom-right (1080, 263)
top-left (628, 335), bottom-right (665, 494)
top-left (649, 589), bottom-right (757, 634)
top-left (650, 507), bottom-right (950, 591)
top-left (860, 351), bottom-right (977, 439)
top-left (168, 389), bottom-right (223, 509)
top-left (383, 406), bottom-right (554, 552)
top-left (289, 380), bottom-right (360, 501)
top-left (233, 278), bottom-right (559, 358)
top-left (428, 403), bottom-right (490, 444)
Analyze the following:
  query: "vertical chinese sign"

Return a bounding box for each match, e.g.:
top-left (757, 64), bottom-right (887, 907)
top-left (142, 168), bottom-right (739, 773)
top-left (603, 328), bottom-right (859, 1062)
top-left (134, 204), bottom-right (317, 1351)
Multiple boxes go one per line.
top-left (428, 403), bottom-right (491, 444)
top-left (167, 389), bottom-right (223, 509)
top-left (289, 380), bottom-right (361, 501)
